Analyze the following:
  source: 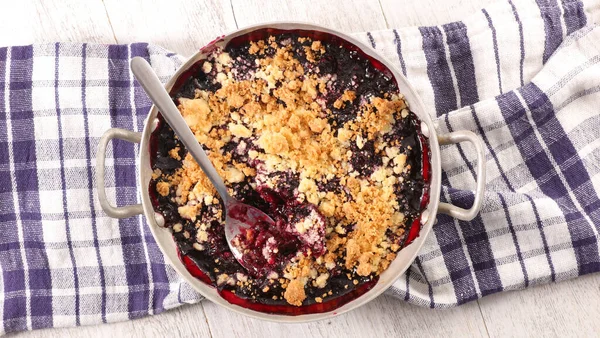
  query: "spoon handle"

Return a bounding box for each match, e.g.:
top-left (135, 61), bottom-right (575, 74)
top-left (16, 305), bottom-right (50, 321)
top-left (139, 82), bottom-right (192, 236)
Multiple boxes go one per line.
top-left (131, 57), bottom-right (231, 202)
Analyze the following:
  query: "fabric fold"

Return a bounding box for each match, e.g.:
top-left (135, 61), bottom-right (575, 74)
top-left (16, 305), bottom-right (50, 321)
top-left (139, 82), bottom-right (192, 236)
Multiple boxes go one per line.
top-left (387, 24), bottom-right (600, 307)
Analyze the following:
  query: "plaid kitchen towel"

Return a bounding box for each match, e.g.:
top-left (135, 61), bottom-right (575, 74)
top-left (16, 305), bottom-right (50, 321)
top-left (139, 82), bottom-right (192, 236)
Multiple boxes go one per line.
top-left (1, 0), bottom-right (600, 334)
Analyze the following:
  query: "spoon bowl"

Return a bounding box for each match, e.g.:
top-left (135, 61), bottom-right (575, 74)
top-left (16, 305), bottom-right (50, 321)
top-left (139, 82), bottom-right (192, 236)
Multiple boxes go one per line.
top-left (225, 200), bottom-right (277, 273)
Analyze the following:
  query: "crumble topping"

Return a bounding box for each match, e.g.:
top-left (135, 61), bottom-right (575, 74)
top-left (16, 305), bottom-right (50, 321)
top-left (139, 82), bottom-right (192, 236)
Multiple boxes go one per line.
top-left (156, 181), bottom-right (170, 197)
top-left (150, 33), bottom-right (428, 308)
top-left (284, 279), bottom-right (307, 306)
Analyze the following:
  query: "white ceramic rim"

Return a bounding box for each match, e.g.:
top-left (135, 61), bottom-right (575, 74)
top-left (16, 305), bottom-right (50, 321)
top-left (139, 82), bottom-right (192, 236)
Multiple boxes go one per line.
top-left (137, 22), bottom-right (442, 323)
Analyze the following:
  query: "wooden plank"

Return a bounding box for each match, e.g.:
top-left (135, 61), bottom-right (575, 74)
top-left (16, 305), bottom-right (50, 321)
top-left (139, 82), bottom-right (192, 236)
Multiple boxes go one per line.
top-left (379, 0), bottom-right (497, 27)
top-left (0, 0), bottom-right (115, 46)
top-left (102, 0), bottom-right (238, 56)
top-left (202, 295), bottom-right (489, 338)
top-left (479, 274), bottom-right (600, 338)
top-left (11, 304), bottom-right (213, 338)
top-left (230, 0), bottom-right (388, 32)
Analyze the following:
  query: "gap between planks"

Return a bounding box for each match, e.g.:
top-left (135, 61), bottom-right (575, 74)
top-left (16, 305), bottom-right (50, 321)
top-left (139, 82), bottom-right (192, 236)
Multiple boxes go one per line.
top-left (100, 0), bottom-right (119, 44)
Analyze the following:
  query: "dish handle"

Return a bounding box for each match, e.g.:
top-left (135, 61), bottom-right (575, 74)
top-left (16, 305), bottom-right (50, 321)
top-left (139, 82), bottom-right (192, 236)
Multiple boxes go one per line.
top-left (96, 128), bottom-right (144, 218)
top-left (436, 130), bottom-right (486, 221)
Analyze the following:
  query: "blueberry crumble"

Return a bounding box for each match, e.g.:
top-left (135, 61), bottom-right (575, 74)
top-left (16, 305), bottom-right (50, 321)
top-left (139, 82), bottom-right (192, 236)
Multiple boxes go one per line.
top-left (149, 30), bottom-right (430, 314)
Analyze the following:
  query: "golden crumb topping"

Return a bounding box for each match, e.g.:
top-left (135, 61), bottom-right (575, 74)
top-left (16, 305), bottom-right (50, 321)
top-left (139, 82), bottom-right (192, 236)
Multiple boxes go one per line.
top-left (284, 279), bottom-right (307, 306)
top-left (153, 35), bottom-right (423, 307)
top-left (156, 181), bottom-right (170, 197)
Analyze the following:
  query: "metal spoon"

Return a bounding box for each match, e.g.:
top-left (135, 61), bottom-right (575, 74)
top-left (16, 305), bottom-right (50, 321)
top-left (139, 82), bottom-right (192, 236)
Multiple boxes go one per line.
top-left (130, 57), bottom-right (273, 274)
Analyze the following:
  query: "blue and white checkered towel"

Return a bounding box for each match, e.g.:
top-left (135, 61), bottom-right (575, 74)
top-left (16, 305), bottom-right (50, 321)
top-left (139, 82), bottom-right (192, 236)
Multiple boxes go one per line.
top-left (1, 0), bottom-right (599, 334)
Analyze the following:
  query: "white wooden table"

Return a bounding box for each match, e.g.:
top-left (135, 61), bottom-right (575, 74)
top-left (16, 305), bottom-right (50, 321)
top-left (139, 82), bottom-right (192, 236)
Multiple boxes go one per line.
top-left (4, 0), bottom-right (600, 337)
